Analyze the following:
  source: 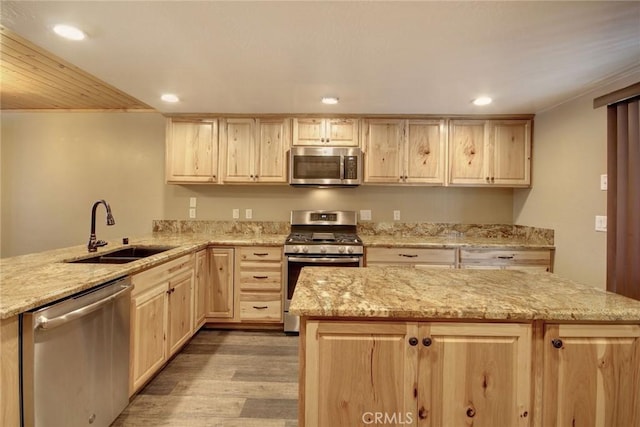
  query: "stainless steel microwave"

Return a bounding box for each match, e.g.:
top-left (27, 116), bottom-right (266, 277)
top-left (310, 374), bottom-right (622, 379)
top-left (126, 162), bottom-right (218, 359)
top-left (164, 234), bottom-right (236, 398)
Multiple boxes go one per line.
top-left (289, 146), bottom-right (362, 187)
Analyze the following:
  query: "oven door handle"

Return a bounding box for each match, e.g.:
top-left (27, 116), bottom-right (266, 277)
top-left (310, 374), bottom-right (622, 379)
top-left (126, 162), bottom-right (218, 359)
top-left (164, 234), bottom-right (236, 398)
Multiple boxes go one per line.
top-left (286, 256), bottom-right (362, 263)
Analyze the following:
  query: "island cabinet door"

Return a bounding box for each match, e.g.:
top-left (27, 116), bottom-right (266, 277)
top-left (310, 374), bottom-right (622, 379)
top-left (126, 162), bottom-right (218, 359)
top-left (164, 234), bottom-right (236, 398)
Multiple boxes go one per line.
top-left (304, 321), bottom-right (419, 427)
top-left (417, 323), bottom-right (533, 427)
top-left (542, 324), bottom-right (640, 427)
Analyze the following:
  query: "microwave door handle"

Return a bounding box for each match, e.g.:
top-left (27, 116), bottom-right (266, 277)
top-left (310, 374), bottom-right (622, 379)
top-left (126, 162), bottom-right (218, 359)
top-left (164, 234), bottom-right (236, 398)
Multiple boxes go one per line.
top-left (340, 155), bottom-right (345, 181)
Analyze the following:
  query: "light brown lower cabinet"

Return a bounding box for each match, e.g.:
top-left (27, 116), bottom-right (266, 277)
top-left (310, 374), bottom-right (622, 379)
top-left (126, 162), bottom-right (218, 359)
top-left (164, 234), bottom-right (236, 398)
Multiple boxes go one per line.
top-left (129, 253), bottom-right (194, 396)
top-left (193, 249), bottom-right (208, 329)
top-left (460, 248), bottom-right (554, 272)
top-left (302, 320), bottom-right (532, 427)
top-left (542, 324), bottom-right (640, 427)
top-left (206, 247), bottom-right (235, 319)
top-left (301, 320), bottom-right (640, 427)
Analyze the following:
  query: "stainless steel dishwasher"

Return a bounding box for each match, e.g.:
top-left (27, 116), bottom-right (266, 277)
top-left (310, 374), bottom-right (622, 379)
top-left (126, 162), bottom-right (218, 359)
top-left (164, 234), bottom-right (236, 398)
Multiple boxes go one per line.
top-left (21, 276), bottom-right (132, 427)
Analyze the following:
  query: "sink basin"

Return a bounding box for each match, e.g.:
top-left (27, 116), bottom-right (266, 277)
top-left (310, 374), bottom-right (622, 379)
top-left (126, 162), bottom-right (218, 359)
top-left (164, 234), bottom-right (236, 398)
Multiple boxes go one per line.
top-left (67, 246), bottom-right (176, 264)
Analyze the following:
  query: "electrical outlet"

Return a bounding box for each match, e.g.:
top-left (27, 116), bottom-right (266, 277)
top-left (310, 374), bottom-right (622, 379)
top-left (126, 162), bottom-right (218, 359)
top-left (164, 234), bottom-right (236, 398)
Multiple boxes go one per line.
top-left (189, 197), bottom-right (197, 208)
top-left (232, 208), bottom-right (239, 219)
top-left (189, 208), bottom-right (196, 219)
top-left (359, 210), bottom-right (372, 221)
top-left (245, 209), bottom-right (253, 219)
top-left (393, 210), bottom-right (401, 221)
top-left (600, 174), bottom-right (608, 191)
top-left (595, 215), bottom-right (607, 232)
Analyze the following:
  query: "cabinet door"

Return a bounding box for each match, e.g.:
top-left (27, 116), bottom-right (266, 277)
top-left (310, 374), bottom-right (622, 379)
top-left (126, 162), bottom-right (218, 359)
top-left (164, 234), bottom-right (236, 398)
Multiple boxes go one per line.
top-left (419, 323), bottom-right (532, 427)
top-left (130, 284), bottom-right (167, 395)
top-left (304, 321), bottom-right (418, 427)
top-left (490, 120), bottom-right (531, 186)
top-left (206, 248), bottom-right (234, 319)
top-left (325, 118), bottom-right (359, 146)
top-left (167, 271), bottom-right (194, 357)
top-left (448, 120), bottom-right (489, 185)
top-left (222, 118), bottom-right (255, 182)
top-left (166, 119), bottom-right (218, 183)
top-left (255, 118), bottom-right (290, 183)
top-left (405, 120), bottom-right (446, 184)
top-left (293, 118), bottom-right (325, 145)
top-left (193, 250), bottom-right (208, 330)
top-left (543, 324), bottom-right (640, 427)
top-left (363, 119), bottom-right (405, 183)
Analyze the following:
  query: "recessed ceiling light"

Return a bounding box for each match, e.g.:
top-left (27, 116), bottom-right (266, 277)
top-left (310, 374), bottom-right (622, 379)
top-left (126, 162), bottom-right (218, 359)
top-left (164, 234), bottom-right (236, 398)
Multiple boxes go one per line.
top-left (321, 97), bottom-right (339, 105)
top-left (472, 96), bottom-right (493, 106)
top-left (161, 94), bottom-right (180, 103)
top-left (53, 24), bottom-right (86, 41)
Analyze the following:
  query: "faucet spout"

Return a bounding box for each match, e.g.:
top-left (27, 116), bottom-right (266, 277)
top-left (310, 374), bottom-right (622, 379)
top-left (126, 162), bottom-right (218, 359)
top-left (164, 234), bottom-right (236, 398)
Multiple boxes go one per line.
top-left (88, 200), bottom-right (116, 252)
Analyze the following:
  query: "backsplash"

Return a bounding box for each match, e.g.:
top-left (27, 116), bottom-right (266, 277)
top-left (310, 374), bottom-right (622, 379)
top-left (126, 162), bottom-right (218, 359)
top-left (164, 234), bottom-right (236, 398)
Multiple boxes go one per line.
top-left (153, 220), bottom-right (554, 245)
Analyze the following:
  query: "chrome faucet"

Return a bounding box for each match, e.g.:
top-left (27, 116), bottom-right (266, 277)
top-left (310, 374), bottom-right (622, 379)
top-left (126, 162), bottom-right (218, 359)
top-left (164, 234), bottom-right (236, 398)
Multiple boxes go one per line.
top-left (88, 200), bottom-right (116, 252)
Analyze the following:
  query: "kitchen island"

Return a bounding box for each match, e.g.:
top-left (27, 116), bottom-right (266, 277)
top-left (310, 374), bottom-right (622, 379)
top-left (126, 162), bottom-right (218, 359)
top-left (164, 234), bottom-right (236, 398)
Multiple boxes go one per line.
top-left (289, 266), bottom-right (640, 427)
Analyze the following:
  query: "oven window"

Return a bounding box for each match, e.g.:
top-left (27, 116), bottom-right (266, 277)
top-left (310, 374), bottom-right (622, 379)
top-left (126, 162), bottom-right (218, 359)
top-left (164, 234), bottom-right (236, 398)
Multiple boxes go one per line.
top-left (287, 259), bottom-right (360, 300)
top-left (293, 156), bottom-right (341, 180)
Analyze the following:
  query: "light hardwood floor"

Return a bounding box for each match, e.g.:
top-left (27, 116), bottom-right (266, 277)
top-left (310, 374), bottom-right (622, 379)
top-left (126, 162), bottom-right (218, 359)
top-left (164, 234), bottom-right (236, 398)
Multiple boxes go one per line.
top-left (112, 329), bottom-right (299, 427)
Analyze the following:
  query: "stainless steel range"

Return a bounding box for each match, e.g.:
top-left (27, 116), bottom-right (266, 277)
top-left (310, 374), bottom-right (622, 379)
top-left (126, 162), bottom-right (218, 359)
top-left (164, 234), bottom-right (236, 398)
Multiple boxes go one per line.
top-left (284, 210), bottom-right (364, 333)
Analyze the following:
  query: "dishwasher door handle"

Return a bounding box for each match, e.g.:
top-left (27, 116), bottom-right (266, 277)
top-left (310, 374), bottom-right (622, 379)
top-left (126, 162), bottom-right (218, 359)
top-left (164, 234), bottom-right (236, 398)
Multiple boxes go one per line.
top-left (37, 284), bottom-right (132, 330)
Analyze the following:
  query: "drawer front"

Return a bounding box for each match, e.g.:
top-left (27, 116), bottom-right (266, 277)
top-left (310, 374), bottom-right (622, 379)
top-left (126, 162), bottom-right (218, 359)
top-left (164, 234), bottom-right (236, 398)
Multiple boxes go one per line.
top-left (460, 249), bottom-right (551, 263)
top-left (132, 253), bottom-right (194, 296)
top-left (239, 247), bottom-right (282, 262)
top-left (366, 247), bottom-right (456, 265)
top-left (239, 293), bottom-right (282, 321)
top-left (239, 268), bottom-right (282, 292)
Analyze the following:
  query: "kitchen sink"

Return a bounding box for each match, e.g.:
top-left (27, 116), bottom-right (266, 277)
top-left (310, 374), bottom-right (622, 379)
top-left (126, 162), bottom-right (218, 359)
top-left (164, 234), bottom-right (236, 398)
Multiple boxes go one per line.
top-left (66, 246), bottom-right (176, 264)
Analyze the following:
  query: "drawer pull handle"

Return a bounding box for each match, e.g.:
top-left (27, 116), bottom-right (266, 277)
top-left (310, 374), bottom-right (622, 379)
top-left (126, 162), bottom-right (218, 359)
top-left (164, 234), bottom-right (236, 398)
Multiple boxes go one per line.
top-left (252, 305), bottom-right (269, 310)
top-left (400, 254), bottom-right (418, 258)
top-left (253, 275), bottom-right (269, 279)
top-left (253, 252), bottom-right (269, 257)
top-left (497, 256), bottom-right (514, 259)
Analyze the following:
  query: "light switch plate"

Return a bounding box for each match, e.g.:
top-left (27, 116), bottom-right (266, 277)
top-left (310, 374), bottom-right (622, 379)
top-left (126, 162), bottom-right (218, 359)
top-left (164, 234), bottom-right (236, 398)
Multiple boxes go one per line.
top-left (189, 197), bottom-right (197, 208)
top-left (393, 210), bottom-right (401, 221)
top-left (600, 174), bottom-right (608, 191)
top-left (360, 210), bottom-right (372, 221)
top-left (189, 208), bottom-right (196, 219)
top-left (232, 208), bottom-right (239, 219)
top-left (245, 209), bottom-right (253, 219)
top-left (595, 215), bottom-right (607, 232)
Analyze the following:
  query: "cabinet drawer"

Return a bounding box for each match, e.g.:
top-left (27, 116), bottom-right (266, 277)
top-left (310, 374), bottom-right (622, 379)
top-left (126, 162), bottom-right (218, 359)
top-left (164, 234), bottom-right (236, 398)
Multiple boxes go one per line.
top-left (239, 247), bottom-right (282, 262)
top-left (239, 269), bottom-right (282, 292)
top-left (239, 293), bottom-right (282, 321)
top-left (132, 253), bottom-right (194, 296)
top-left (460, 249), bottom-right (552, 268)
top-left (366, 247), bottom-right (456, 265)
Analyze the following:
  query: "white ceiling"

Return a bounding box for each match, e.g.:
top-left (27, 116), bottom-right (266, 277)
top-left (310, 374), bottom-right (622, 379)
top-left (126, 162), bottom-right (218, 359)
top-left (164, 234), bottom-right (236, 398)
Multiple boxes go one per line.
top-left (2, 1), bottom-right (639, 115)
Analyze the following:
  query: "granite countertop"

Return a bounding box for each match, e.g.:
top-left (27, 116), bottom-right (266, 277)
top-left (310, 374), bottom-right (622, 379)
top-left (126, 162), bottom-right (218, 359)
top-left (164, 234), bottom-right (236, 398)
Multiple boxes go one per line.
top-left (289, 266), bottom-right (640, 322)
top-left (0, 233), bottom-right (287, 319)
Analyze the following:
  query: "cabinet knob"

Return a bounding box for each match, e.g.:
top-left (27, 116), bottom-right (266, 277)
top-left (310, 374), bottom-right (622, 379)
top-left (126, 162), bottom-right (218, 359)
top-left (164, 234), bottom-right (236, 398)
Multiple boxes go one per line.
top-left (491, 177), bottom-right (495, 183)
top-left (486, 177), bottom-right (490, 182)
top-left (551, 338), bottom-right (563, 349)
top-left (466, 407), bottom-right (476, 418)
top-left (422, 337), bottom-right (432, 347)
top-left (408, 337), bottom-right (419, 346)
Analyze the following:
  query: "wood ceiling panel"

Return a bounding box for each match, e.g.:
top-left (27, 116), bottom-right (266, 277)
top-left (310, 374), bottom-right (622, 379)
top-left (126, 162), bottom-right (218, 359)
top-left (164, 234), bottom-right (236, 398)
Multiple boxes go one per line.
top-left (0, 25), bottom-right (153, 111)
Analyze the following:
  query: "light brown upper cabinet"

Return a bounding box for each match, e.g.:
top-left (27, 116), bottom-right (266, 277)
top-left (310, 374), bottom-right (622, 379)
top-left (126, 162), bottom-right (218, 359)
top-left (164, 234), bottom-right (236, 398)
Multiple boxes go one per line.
top-left (448, 119), bottom-right (531, 187)
top-left (165, 119), bottom-right (219, 183)
top-left (221, 118), bottom-right (291, 183)
top-left (293, 118), bottom-right (359, 146)
top-left (363, 119), bottom-right (446, 184)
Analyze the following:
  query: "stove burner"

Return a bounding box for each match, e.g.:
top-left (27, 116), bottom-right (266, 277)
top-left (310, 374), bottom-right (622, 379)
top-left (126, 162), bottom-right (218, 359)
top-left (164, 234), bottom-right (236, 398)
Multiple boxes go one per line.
top-left (286, 232), bottom-right (362, 245)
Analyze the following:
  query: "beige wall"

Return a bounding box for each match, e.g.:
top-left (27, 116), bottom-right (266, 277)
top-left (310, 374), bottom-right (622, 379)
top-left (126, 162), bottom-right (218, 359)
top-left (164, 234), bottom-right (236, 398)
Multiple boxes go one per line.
top-left (164, 184), bottom-right (514, 223)
top-left (1, 111), bottom-right (514, 257)
top-left (514, 72), bottom-right (640, 289)
top-left (1, 112), bottom-right (166, 257)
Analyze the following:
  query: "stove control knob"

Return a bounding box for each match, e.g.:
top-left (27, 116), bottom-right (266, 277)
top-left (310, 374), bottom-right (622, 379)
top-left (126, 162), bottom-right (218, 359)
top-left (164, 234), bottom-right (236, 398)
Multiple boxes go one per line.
top-left (347, 247), bottom-right (354, 254)
top-left (302, 247), bottom-right (309, 254)
top-left (338, 246), bottom-right (346, 253)
top-left (320, 246), bottom-right (327, 254)
top-left (291, 246), bottom-right (299, 253)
